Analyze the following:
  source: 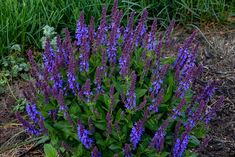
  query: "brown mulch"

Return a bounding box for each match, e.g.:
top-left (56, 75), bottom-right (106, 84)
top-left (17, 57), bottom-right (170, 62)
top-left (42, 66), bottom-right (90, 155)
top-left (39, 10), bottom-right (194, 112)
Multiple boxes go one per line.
top-left (0, 81), bottom-right (44, 157)
top-left (195, 23), bottom-right (235, 157)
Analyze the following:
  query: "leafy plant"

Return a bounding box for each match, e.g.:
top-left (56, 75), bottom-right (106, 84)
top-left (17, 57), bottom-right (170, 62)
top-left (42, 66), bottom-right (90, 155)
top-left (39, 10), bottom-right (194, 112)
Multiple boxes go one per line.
top-left (40, 25), bottom-right (57, 49)
top-left (0, 55), bottom-right (29, 94)
top-left (16, 1), bottom-right (224, 156)
top-left (13, 98), bottom-right (28, 112)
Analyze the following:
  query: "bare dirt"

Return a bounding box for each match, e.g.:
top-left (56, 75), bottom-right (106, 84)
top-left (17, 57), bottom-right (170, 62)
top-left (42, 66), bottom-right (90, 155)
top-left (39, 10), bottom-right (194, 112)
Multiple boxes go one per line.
top-left (195, 23), bottom-right (235, 157)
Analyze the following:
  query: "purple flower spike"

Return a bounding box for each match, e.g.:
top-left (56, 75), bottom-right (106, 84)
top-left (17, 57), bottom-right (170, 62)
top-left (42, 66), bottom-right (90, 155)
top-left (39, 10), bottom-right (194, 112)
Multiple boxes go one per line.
top-left (204, 96), bottom-right (224, 124)
top-left (88, 16), bottom-right (96, 50)
top-left (107, 10), bottom-right (122, 65)
top-left (76, 12), bottom-right (88, 46)
top-left (171, 99), bottom-right (186, 119)
top-left (187, 100), bottom-right (206, 128)
top-left (149, 119), bottom-right (169, 152)
top-left (67, 50), bottom-right (79, 94)
top-left (119, 53), bottom-right (131, 77)
top-left (81, 79), bottom-right (93, 102)
top-left (43, 39), bottom-right (55, 73)
top-left (125, 71), bottom-right (137, 109)
top-left (150, 64), bottom-right (169, 96)
top-left (130, 120), bottom-right (144, 149)
top-left (124, 144), bottom-right (131, 157)
top-left (165, 20), bottom-right (175, 48)
top-left (148, 89), bottom-right (164, 113)
top-left (95, 7), bottom-right (107, 50)
top-left (146, 18), bottom-right (157, 51)
top-left (77, 120), bottom-right (93, 149)
top-left (79, 37), bottom-right (90, 72)
top-left (26, 103), bottom-right (43, 124)
top-left (124, 12), bottom-right (135, 40)
top-left (133, 9), bottom-right (148, 46)
top-left (95, 67), bottom-right (104, 95)
top-left (197, 81), bottom-right (217, 103)
top-left (27, 50), bottom-right (39, 80)
top-left (16, 112), bottom-right (40, 135)
top-left (91, 146), bottom-right (102, 157)
top-left (110, 85), bottom-right (115, 111)
top-left (106, 112), bottom-right (112, 135)
top-left (173, 134), bottom-right (190, 157)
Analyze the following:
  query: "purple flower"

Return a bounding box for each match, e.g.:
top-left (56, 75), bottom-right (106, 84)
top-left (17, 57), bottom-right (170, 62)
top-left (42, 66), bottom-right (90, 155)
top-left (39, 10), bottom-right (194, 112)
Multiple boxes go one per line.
top-left (79, 37), bottom-right (90, 72)
top-left (16, 112), bottom-right (40, 135)
top-left (88, 16), bottom-right (96, 49)
top-left (171, 99), bottom-right (186, 119)
top-left (67, 52), bottom-right (79, 94)
top-left (197, 81), bottom-right (216, 103)
top-left (204, 96), bottom-right (224, 124)
top-left (95, 7), bottom-right (107, 50)
top-left (124, 12), bottom-right (135, 40)
top-left (119, 53), bottom-right (131, 77)
top-left (175, 66), bottom-right (196, 98)
top-left (94, 67), bottom-right (104, 94)
top-left (135, 97), bottom-right (147, 111)
top-left (26, 103), bottom-right (44, 124)
top-left (106, 112), bottom-right (112, 135)
top-left (130, 120), bottom-right (144, 149)
top-left (165, 20), bottom-right (175, 48)
top-left (174, 121), bottom-right (182, 140)
top-left (173, 134), bottom-right (190, 157)
top-left (107, 10), bottom-right (122, 65)
top-left (148, 89), bottom-right (164, 113)
top-left (43, 39), bottom-right (56, 73)
top-left (124, 144), bottom-right (131, 157)
top-left (125, 72), bottom-right (137, 109)
top-left (76, 12), bottom-right (88, 46)
top-left (91, 146), bottom-right (102, 157)
top-left (150, 64), bottom-right (169, 96)
top-left (149, 119), bottom-right (169, 152)
top-left (110, 85), bottom-right (115, 111)
top-left (77, 120), bottom-right (93, 149)
top-left (132, 9), bottom-right (148, 47)
top-left (27, 50), bottom-right (39, 80)
top-left (187, 100), bottom-right (206, 128)
top-left (80, 79), bottom-right (93, 102)
top-left (146, 18), bottom-right (157, 51)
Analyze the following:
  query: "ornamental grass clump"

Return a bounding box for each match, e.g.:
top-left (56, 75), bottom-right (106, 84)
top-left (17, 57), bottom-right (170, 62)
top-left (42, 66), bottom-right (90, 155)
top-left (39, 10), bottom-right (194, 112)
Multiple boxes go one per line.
top-left (17, 0), bottom-right (224, 156)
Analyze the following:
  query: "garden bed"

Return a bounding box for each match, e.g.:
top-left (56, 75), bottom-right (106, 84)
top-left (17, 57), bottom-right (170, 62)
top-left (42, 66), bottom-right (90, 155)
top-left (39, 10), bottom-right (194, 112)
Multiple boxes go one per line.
top-left (0, 23), bottom-right (234, 156)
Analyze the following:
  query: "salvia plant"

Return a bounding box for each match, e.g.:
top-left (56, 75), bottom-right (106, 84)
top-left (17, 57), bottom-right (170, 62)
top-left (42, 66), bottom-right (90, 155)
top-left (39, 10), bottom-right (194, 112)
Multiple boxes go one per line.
top-left (16, 0), bottom-right (224, 156)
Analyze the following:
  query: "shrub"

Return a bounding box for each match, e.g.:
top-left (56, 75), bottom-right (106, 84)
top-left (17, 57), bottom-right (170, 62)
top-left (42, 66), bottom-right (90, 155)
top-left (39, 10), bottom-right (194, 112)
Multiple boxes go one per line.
top-left (16, 0), bottom-right (224, 156)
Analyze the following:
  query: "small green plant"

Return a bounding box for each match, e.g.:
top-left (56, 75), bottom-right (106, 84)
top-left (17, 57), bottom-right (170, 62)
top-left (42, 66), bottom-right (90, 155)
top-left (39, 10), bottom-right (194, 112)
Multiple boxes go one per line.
top-left (13, 98), bottom-right (28, 112)
top-left (40, 25), bottom-right (57, 49)
top-left (0, 55), bottom-right (29, 94)
top-left (17, 1), bottom-right (224, 156)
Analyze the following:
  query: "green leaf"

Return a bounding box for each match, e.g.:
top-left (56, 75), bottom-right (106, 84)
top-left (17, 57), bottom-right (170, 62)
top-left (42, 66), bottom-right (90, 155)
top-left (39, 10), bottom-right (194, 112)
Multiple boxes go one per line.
top-left (36, 135), bottom-right (49, 145)
top-left (109, 144), bottom-right (122, 151)
top-left (185, 150), bottom-right (198, 157)
top-left (44, 144), bottom-right (58, 157)
top-left (136, 89), bottom-right (147, 98)
top-left (94, 122), bottom-right (106, 130)
top-left (189, 135), bottom-right (200, 147)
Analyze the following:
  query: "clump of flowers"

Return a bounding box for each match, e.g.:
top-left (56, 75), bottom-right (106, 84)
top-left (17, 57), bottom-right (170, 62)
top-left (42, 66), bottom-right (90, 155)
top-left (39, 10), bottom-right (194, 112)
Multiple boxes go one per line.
top-left (17, 0), bottom-right (224, 156)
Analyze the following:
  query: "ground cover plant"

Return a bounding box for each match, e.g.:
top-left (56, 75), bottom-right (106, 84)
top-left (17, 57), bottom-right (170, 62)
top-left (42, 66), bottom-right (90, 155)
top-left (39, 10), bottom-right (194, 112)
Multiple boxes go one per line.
top-left (0, 0), bottom-right (234, 54)
top-left (16, 0), bottom-right (225, 156)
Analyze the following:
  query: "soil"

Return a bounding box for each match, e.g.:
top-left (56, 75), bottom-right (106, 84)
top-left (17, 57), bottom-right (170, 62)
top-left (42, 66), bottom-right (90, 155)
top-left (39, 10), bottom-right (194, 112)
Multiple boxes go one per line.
top-left (0, 23), bottom-right (234, 157)
top-left (195, 23), bottom-right (235, 157)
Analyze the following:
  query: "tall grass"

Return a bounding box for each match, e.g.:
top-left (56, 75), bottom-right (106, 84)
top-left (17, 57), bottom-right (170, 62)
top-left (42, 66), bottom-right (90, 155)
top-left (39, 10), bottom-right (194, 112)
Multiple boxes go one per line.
top-left (0, 0), bottom-right (233, 55)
